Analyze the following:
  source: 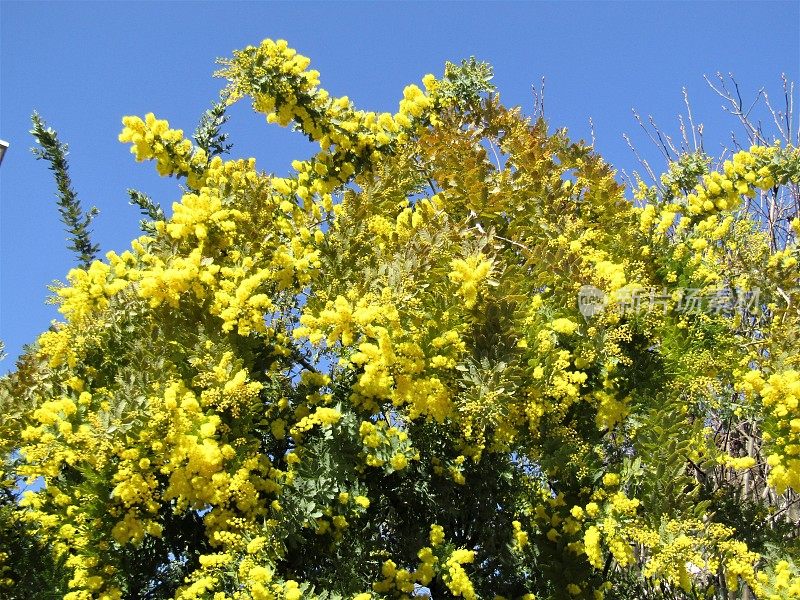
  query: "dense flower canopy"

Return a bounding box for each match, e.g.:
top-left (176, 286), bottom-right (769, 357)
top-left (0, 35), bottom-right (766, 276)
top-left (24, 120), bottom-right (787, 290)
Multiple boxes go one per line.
top-left (1, 39), bottom-right (800, 600)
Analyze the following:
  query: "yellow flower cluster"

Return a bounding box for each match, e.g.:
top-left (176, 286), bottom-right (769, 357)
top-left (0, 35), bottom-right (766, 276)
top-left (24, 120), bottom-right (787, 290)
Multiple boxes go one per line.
top-left (685, 145), bottom-right (789, 216)
top-left (592, 388), bottom-right (630, 430)
top-left (512, 519), bottom-right (529, 549)
top-left (165, 177), bottom-right (248, 243)
top-left (749, 369), bottom-right (800, 493)
top-left (550, 318), bottom-right (579, 335)
top-left (219, 38), bottom-right (433, 195)
top-left (592, 259), bottom-right (627, 293)
top-left (448, 254), bottom-right (494, 309)
top-left (289, 406), bottom-right (341, 438)
top-left (296, 293), bottom-right (390, 347)
top-left (57, 256), bottom-right (130, 320)
top-left (430, 523), bottom-right (446, 546)
top-left (444, 549), bottom-right (476, 600)
top-left (18, 355), bottom-right (290, 598)
top-left (119, 113), bottom-right (206, 181)
top-left (358, 420), bottom-right (417, 471)
top-left (135, 247), bottom-right (212, 308)
top-left (572, 489), bottom-right (639, 570)
top-left (372, 559), bottom-right (416, 595)
top-left (738, 368), bottom-right (800, 492)
top-left (612, 519), bottom-right (767, 595)
top-left (296, 291), bottom-right (459, 422)
top-left (415, 546), bottom-right (438, 586)
top-left (370, 527), bottom-right (448, 594)
top-left (756, 560), bottom-right (800, 599)
top-left (51, 128), bottom-right (327, 343)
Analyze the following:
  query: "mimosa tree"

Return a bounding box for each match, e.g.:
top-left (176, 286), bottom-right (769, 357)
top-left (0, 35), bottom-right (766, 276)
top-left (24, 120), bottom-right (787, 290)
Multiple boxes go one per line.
top-left (2, 39), bottom-right (800, 600)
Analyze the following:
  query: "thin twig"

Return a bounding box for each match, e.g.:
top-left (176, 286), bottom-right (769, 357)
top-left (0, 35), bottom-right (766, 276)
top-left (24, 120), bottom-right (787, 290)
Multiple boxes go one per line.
top-left (531, 76), bottom-right (546, 119)
top-left (633, 109), bottom-right (671, 162)
top-left (683, 87), bottom-right (699, 151)
top-left (623, 132), bottom-right (657, 182)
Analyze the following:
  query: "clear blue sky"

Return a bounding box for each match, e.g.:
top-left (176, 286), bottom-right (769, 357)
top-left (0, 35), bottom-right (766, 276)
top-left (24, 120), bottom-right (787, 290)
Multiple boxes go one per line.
top-left (1, 1), bottom-right (798, 368)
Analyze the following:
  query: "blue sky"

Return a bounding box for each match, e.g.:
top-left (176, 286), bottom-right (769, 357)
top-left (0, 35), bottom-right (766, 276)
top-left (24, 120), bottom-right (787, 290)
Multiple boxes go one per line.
top-left (1, 1), bottom-right (798, 368)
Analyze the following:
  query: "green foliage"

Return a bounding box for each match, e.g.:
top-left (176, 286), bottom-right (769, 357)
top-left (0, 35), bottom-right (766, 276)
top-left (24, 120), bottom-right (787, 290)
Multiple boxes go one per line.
top-left (128, 189), bottom-right (165, 234)
top-left (192, 101), bottom-right (232, 161)
top-left (0, 488), bottom-right (70, 599)
top-left (30, 112), bottom-right (100, 268)
top-left (437, 57), bottom-right (495, 112)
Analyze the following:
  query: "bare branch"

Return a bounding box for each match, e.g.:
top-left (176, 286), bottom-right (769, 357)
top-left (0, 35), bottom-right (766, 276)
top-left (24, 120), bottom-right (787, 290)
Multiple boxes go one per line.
top-left (623, 132), bottom-right (657, 182)
top-left (531, 76), bottom-right (546, 120)
top-left (704, 72), bottom-right (769, 146)
top-left (683, 87), bottom-right (699, 151)
top-left (648, 114), bottom-right (679, 159)
top-left (633, 109), bottom-right (671, 162)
